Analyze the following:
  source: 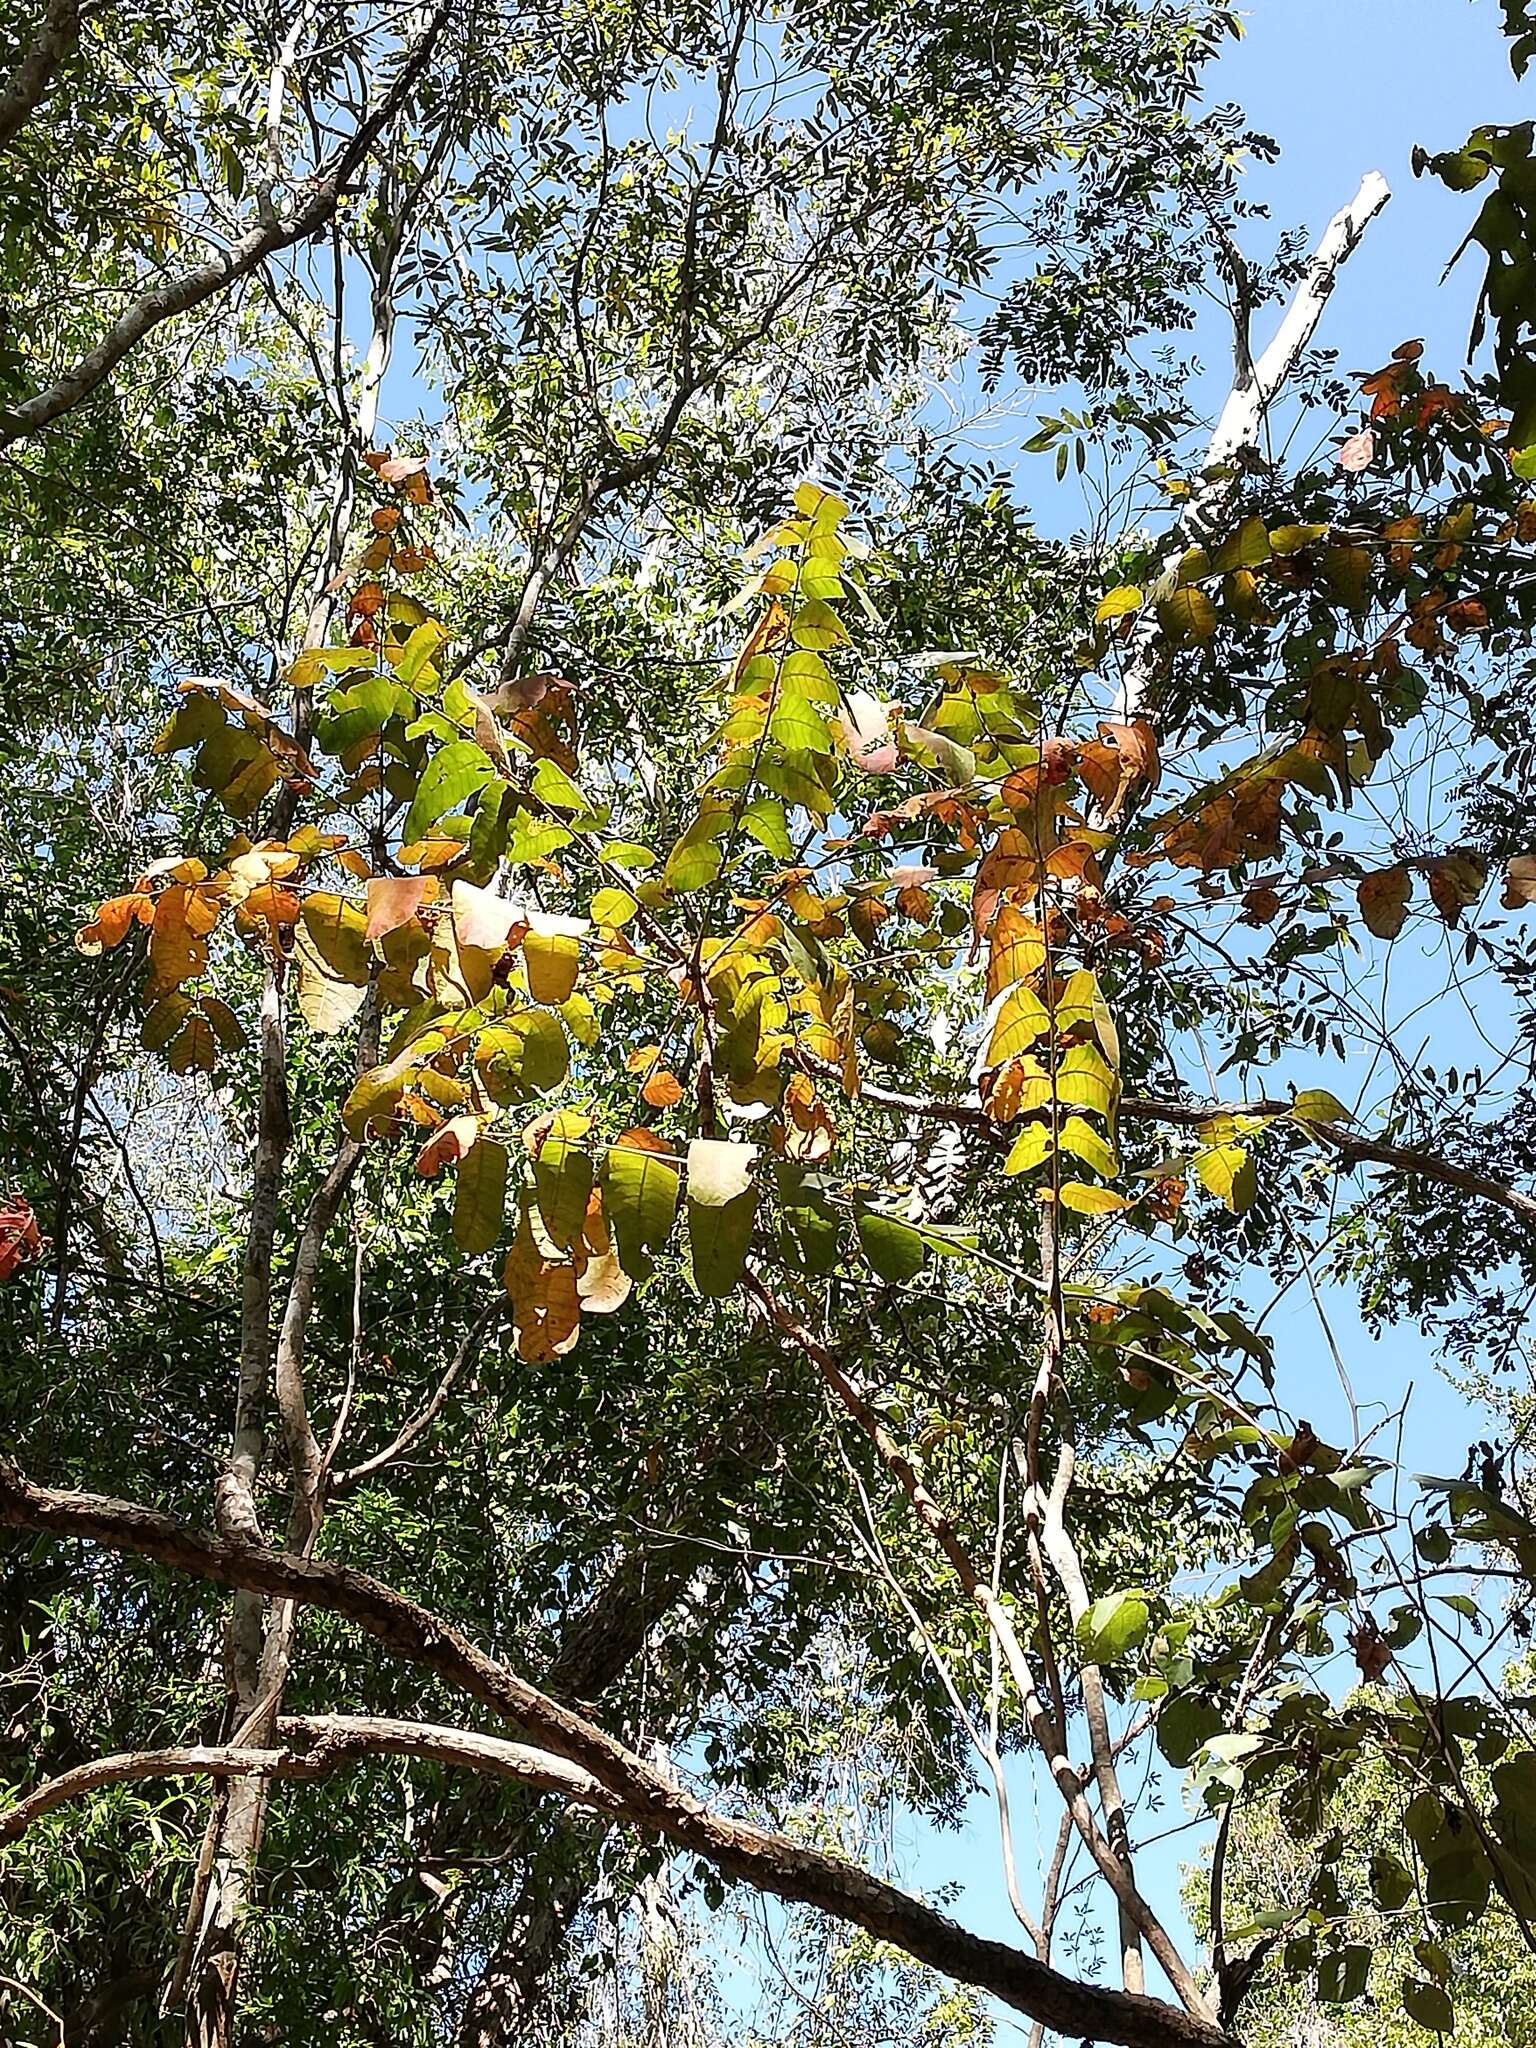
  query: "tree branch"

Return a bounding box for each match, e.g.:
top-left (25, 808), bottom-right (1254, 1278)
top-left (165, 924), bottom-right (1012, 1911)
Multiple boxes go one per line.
top-left (0, 1), bottom-right (450, 445)
top-left (745, 1280), bottom-right (1215, 2023)
top-left (0, 1456), bottom-right (1238, 2048)
top-left (852, 1078), bottom-right (1536, 1230)
top-left (0, 1716), bottom-right (619, 1848)
top-left (1115, 171), bottom-right (1391, 723)
top-left (0, 0), bottom-right (82, 155)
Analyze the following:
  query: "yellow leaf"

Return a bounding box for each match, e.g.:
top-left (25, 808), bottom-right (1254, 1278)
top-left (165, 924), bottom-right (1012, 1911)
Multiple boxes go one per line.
top-left (1058, 1182), bottom-right (1132, 1214)
top-left (1095, 585), bottom-right (1143, 623)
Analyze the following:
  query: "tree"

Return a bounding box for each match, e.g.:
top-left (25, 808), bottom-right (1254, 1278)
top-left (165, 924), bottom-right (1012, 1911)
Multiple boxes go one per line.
top-left (7, 3), bottom-right (1536, 2047)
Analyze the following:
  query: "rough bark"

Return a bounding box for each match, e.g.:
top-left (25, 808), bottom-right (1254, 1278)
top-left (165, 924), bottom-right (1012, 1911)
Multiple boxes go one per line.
top-left (0, 0), bottom-right (82, 154)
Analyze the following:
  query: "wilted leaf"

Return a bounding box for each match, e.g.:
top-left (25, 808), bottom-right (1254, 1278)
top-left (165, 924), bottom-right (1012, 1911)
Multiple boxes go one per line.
top-left (416, 1114), bottom-right (480, 1177)
top-left (1358, 865), bottom-right (1412, 939)
top-left (452, 879), bottom-right (527, 953)
top-left (1095, 585), bottom-right (1142, 622)
top-left (1157, 586), bottom-right (1217, 644)
top-left (523, 918), bottom-right (585, 1005)
top-left (1502, 854), bottom-right (1536, 908)
top-left (840, 690), bottom-right (900, 773)
top-left (76, 892), bottom-right (152, 954)
top-left (1426, 852), bottom-right (1485, 926)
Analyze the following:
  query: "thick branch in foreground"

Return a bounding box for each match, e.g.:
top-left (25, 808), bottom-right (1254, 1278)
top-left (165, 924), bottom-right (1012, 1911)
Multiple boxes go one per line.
top-left (0, 1715), bottom-right (621, 1848)
top-left (0, 1458), bottom-right (1238, 2048)
top-left (0, 2), bottom-right (449, 446)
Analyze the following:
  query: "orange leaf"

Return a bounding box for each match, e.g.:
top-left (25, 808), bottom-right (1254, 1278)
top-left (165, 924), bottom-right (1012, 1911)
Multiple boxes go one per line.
top-left (641, 1069), bottom-right (685, 1109)
top-left (76, 893), bottom-right (153, 954)
top-left (415, 1113), bottom-right (480, 1177)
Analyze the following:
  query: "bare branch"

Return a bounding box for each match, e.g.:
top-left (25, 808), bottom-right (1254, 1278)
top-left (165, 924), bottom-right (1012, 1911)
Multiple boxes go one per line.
top-left (0, 1456), bottom-right (1238, 2048)
top-left (1116, 171), bottom-right (1391, 723)
top-left (0, 1717), bottom-right (619, 1850)
top-left (746, 1280), bottom-right (1215, 2023)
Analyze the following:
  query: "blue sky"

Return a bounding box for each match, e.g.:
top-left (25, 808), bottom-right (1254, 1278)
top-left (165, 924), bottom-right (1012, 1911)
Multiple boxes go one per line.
top-left (1202, 0), bottom-right (1519, 389)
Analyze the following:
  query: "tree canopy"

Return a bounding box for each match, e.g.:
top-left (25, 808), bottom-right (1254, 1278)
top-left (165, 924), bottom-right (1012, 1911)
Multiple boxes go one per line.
top-left (6, 3), bottom-right (1536, 2046)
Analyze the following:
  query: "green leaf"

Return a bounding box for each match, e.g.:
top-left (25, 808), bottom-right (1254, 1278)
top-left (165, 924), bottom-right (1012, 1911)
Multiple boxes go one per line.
top-left (533, 1131), bottom-right (594, 1250)
top-left (776, 1166), bottom-right (842, 1276)
top-left (1076, 1589), bottom-right (1150, 1663)
top-left (769, 696), bottom-right (832, 752)
top-left (1056, 1043), bottom-right (1116, 1117)
top-left (1194, 1142), bottom-right (1255, 1213)
top-left (394, 619), bottom-right (451, 686)
top-left (1004, 1122), bottom-right (1054, 1176)
top-left (665, 806), bottom-right (729, 893)
top-left (453, 1139), bottom-right (507, 1254)
top-left (342, 1046), bottom-right (421, 1137)
top-left (1291, 1088), bottom-right (1351, 1126)
top-left (790, 598), bottom-right (849, 650)
top-left (986, 985), bottom-right (1051, 1064)
top-left (1370, 1849), bottom-right (1415, 1912)
top-left (530, 758), bottom-right (592, 813)
top-left (1402, 1981), bottom-right (1455, 2032)
top-left (300, 893), bottom-right (370, 984)
top-left (1059, 1116), bottom-right (1118, 1178)
top-left (1212, 515), bottom-right (1272, 573)
top-left (141, 993), bottom-right (192, 1051)
top-left (1156, 1695), bottom-right (1225, 1768)
top-left (1157, 586), bottom-right (1217, 644)
top-left (687, 1176), bottom-right (757, 1296)
top-left (404, 740), bottom-right (498, 843)
top-left (1059, 1181), bottom-right (1132, 1214)
top-left (739, 796), bottom-right (794, 861)
top-left (604, 1139), bottom-right (681, 1280)
top-left (1269, 523), bottom-right (1328, 555)
top-left (1318, 1945), bottom-right (1372, 2004)
top-left (855, 1208), bottom-right (927, 1282)
top-left (473, 1011), bottom-right (568, 1103)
